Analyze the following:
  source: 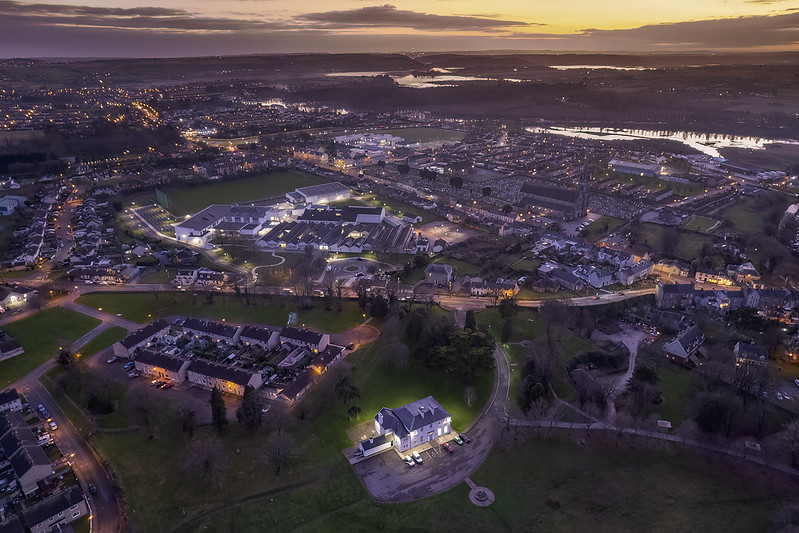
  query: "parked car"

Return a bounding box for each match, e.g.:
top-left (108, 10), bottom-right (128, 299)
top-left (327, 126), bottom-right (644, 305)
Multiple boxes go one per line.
top-left (794, 379), bottom-right (799, 388)
top-left (106, 356), bottom-right (117, 364)
top-left (442, 442), bottom-right (454, 453)
top-left (777, 392), bottom-right (785, 400)
top-left (123, 361), bottom-right (135, 370)
top-left (453, 436), bottom-right (464, 446)
top-left (88, 482), bottom-right (97, 494)
top-left (412, 451), bottom-right (423, 464)
top-left (128, 372), bottom-right (140, 378)
top-left (403, 455), bottom-right (415, 467)
top-left (155, 382), bottom-right (166, 389)
top-left (49, 421), bottom-right (58, 431)
top-left (785, 393), bottom-right (792, 401)
top-left (161, 382), bottom-right (174, 389)
top-left (460, 434), bottom-right (471, 444)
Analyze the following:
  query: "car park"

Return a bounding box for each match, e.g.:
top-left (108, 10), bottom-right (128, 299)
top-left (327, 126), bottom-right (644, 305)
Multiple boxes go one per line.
top-left (460, 434), bottom-right (471, 444)
top-left (403, 455), bottom-right (415, 467)
top-left (411, 451), bottom-right (423, 464)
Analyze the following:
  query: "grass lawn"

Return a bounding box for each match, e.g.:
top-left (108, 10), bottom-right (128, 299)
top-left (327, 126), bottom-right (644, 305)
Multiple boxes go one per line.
top-left (139, 269), bottom-right (173, 284)
top-left (433, 256), bottom-right (482, 276)
top-left (76, 327), bottom-right (128, 357)
top-left (373, 127), bottom-right (466, 144)
top-left (164, 171), bottom-right (330, 216)
top-left (360, 193), bottom-right (441, 225)
top-left (0, 308), bottom-right (101, 388)
top-left (632, 222), bottom-right (712, 261)
top-left (75, 292), bottom-right (364, 332)
top-left (720, 198), bottom-right (778, 235)
top-left (0, 268), bottom-right (37, 280)
top-left (652, 363), bottom-right (695, 425)
top-left (581, 216), bottom-right (625, 242)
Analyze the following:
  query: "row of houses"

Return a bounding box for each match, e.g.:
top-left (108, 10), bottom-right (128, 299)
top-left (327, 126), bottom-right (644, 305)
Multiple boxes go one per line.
top-left (172, 267), bottom-right (227, 288)
top-left (655, 282), bottom-right (798, 314)
top-left (0, 412), bottom-right (54, 497)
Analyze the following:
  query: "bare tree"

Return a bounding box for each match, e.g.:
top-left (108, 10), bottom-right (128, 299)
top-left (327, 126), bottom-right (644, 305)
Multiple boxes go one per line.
top-left (185, 437), bottom-right (227, 490)
top-left (463, 386), bottom-right (476, 407)
top-left (124, 388), bottom-right (157, 438)
top-left (262, 429), bottom-right (297, 476)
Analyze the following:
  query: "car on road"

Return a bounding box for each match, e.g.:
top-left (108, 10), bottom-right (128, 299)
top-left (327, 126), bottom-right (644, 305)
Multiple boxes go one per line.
top-left (128, 372), bottom-right (140, 378)
top-left (785, 393), bottom-right (793, 401)
top-left (49, 421), bottom-right (58, 431)
top-left (88, 482), bottom-right (97, 494)
top-left (442, 442), bottom-right (454, 453)
top-left (460, 434), bottom-right (471, 444)
top-left (106, 356), bottom-right (117, 364)
top-left (403, 455), bottom-right (415, 467)
top-left (794, 379), bottom-right (799, 388)
top-left (777, 392), bottom-right (785, 400)
top-left (411, 451), bottom-right (423, 464)
top-left (37, 404), bottom-right (45, 412)
top-left (453, 436), bottom-right (464, 445)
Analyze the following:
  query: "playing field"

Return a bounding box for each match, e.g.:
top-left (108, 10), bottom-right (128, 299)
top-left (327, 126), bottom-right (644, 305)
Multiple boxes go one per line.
top-left (681, 215), bottom-right (717, 233)
top-left (164, 171), bottom-right (331, 216)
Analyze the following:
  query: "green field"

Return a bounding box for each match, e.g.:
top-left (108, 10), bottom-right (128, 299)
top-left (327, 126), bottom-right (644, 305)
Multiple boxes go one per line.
top-left (720, 197), bottom-right (788, 235)
top-left (581, 216), bottom-right (625, 242)
top-left (360, 193), bottom-right (441, 225)
top-left (0, 308), bottom-right (101, 388)
top-left (75, 327), bottom-right (128, 358)
top-left (75, 292), bottom-right (365, 332)
top-left (632, 222), bottom-right (712, 261)
top-left (373, 127), bottom-right (466, 144)
top-left (681, 215), bottom-right (718, 234)
top-left (433, 256), bottom-right (482, 276)
top-left (163, 171), bottom-right (331, 216)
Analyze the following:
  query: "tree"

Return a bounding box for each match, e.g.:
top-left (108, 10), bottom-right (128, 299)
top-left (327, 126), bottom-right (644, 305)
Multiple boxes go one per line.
top-left (482, 186), bottom-right (491, 197)
top-left (368, 293), bottom-right (389, 319)
top-left (125, 388), bottom-right (157, 438)
top-left (501, 318), bottom-right (513, 343)
top-left (449, 176), bottom-right (464, 189)
top-left (348, 405), bottom-right (362, 420)
top-left (57, 350), bottom-right (73, 367)
top-left (263, 429), bottom-right (296, 476)
top-left (210, 386), bottom-right (228, 432)
top-left (779, 419), bottom-right (799, 468)
top-left (502, 204), bottom-right (513, 213)
top-left (692, 392), bottom-right (737, 435)
top-left (463, 385), bottom-right (477, 407)
top-left (498, 296), bottom-right (519, 318)
top-left (382, 339), bottom-right (410, 371)
top-left (185, 437), bottom-right (226, 490)
top-left (464, 310), bottom-right (477, 330)
top-left (179, 403), bottom-right (196, 439)
top-left (236, 385), bottom-right (264, 429)
top-left (397, 164), bottom-right (410, 175)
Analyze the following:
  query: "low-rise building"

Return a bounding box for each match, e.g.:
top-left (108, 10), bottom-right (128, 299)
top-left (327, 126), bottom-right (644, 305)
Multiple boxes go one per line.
top-left (22, 487), bottom-right (88, 533)
top-left (374, 396), bottom-right (451, 452)
top-left (734, 342), bottom-right (768, 366)
top-left (114, 319), bottom-right (169, 358)
top-left (186, 359), bottom-right (263, 395)
top-left (182, 318), bottom-right (241, 344)
top-left (424, 263), bottom-right (453, 287)
top-left (0, 389), bottom-right (22, 413)
top-left (279, 326), bottom-right (329, 353)
top-left (239, 326), bottom-right (279, 350)
top-left (134, 349), bottom-right (191, 383)
top-left (663, 325), bottom-right (705, 367)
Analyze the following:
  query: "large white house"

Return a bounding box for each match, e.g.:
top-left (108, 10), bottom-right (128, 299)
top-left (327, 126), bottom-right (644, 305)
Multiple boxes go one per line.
top-left (374, 396), bottom-right (451, 452)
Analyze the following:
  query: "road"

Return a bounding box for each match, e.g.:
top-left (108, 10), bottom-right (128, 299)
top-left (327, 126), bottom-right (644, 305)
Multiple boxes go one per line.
top-left (16, 366), bottom-right (122, 533)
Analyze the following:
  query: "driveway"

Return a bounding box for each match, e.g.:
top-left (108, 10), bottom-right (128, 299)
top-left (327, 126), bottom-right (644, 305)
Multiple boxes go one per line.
top-left (350, 345), bottom-right (510, 502)
top-left (591, 326), bottom-right (649, 424)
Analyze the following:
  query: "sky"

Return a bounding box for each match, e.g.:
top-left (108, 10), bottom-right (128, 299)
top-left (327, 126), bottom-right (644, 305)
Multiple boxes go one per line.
top-left (0, 0), bottom-right (797, 57)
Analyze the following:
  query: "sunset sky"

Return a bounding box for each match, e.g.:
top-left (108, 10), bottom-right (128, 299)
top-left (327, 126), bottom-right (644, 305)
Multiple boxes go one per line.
top-left (0, 0), bottom-right (797, 57)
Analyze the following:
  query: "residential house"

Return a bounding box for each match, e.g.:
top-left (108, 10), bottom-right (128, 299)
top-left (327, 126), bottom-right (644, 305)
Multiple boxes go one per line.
top-left (0, 412), bottom-right (54, 496)
top-left (172, 268), bottom-right (198, 286)
top-left (655, 282), bottom-right (695, 309)
top-left (182, 318), bottom-right (241, 344)
top-left (186, 359), bottom-right (263, 395)
top-left (424, 264), bottom-right (454, 287)
top-left (196, 268), bottom-right (226, 287)
top-left (734, 342), bottom-right (768, 366)
top-left (0, 333), bottom-right (24, 362)
top-left (653, 259), bottom-right (689, 279)
top-left (694, 266), bottom-right (733, 286)
top-left (727, 262), bottom-right (761, 285)
top-left (133, 349), bottom-right (191, 383)
top-left (22, 487), bottom-right (88, 533)
top-left (663, 325), bottom-right (705, 367)
top-left (113, 319), bottom-right (169, 358)
top-left (279, 326), bottom-right (329, 353)
top-left (616, 260), bottom-right (653, 286)
top-left (278, 367), bottom-right (316, 403)
top-left (0, 389), bottom-right (22, 413)
top-left (239, 326), bottom-right (279, 350)
top-left (574, 265), bottom-right (616, 288)
top-left (546, 268), bottom-right (585, 292)
top-left (374, 396), bottom-right (451, 452)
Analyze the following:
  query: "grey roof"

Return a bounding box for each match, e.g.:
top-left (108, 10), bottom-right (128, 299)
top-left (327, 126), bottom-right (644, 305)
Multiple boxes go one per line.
top-left (676, 325), bottom-right (704, 354)
top-left (295, 181), bottom-right (350, 200)
top-left (0, 388), bottom-right (20, 405)
top-left (377, 396), bottom-right (450, 439)
top-left (22, 487), bottom-right (84, 527)
top-left (736, 342), bottom-right (768, 361)
top-left (183, 318), bottom-right (238, 339)
top-left (359, 433), bottom-right (392, 451)
top-left (174, 204), bottom-right (230, 231)
top-left (240, 326), bottom-right (275, 344)
top-left (0, 427), bottom-right (37, 458)
top-left (280, 326), bottom-right (324, 345)
top-left (10, 445), bottom-right (51, 478)
top-left (187, 359), bottom-right (256, 387)
top-left (0, 411), bottom-right (26, 437)
top-left (119, 319), bottom-right (169, 349)
top-left (660, 282), bottom-right (694, 294)
top-left (134, 349), bottom-right (187, 373)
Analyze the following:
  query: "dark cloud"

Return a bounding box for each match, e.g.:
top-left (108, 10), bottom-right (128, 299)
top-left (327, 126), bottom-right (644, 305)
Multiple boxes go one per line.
top-left (297, 4), bottom-right (534, 31)
top-left (576, 11), bottom-right (799, 49)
